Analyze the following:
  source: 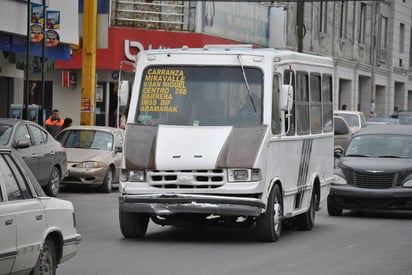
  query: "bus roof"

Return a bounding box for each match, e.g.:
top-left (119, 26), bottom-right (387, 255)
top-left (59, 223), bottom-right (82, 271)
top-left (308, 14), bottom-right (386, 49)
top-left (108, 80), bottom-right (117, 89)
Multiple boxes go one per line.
top-left (137, 45), bottom-right (333, 66)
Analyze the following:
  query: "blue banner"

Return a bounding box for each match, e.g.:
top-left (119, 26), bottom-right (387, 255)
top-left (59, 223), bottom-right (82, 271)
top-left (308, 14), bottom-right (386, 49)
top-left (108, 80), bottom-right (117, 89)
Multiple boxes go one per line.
top-left (0, 32), bottom-right (70, 60)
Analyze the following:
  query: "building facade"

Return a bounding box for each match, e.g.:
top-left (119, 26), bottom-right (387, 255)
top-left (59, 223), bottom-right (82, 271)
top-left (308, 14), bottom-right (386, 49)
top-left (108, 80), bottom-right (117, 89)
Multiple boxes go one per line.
top-left (0, 0), bottom-right (78, 122)
top-left (279, 0), bottom-right (412, 117)
top-left (1, 1), bottom-right (411, 125)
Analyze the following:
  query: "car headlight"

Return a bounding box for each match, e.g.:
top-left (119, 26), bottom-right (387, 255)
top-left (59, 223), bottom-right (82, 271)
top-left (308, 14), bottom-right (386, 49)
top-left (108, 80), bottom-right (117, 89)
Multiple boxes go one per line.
top-left (127, 170), bottom-right (145, 182)
top-left (228, 169), bottom-right (261, 182)
top-left (333, 174), bottom-right (347, 185)
top-left (403, 178), bottom-right (412, 188)
top-left (78, 161), bottom-right (103, 168)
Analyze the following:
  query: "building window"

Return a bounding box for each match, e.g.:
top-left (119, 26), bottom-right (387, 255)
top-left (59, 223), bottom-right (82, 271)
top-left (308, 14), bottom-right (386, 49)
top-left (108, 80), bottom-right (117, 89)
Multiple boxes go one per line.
top-left (409, 27), bottom-right (412, 69)
top-left (380, 16), bottom-right (388, 50)
top-left (400, 23), bottom-right (405, 53)
top-left (320, 1), bottom-right (328, 34)
top-left (359, 3), bottom-right (367, 44)
top-left (339, 1), bottom-right (347, 39)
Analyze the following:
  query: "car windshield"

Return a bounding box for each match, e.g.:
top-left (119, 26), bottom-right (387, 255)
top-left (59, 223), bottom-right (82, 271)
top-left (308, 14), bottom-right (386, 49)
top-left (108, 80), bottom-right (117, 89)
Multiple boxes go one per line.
top-left (345, 134), bottom-right (412, 158)
top-left (336, 113), bottom-right (359, 128)
top-left (56, 130), bottom-right (113, 151)
top-left (135, 65), bottom-right (263, 126)
top-left (0, 125), bottom-right (12, 145)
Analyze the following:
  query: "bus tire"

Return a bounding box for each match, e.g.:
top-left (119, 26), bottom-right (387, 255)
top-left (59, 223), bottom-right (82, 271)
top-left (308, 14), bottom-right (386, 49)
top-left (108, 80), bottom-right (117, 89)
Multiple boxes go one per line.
top-left (119, 210), bottom-right (149, 238)
top-left (327, 197), bottom-right (343, 216)
top-left (296, 189), bottom-right (316, 230)
top-left (256, 184), bottom-right (282, 242)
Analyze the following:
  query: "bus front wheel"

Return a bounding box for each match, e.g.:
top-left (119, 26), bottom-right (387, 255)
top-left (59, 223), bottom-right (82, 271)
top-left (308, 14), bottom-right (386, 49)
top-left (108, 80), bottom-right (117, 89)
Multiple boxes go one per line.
top-left (256, 184), bottom-right (283, 242)
top-left (119, 210), bottom-right (149, 238)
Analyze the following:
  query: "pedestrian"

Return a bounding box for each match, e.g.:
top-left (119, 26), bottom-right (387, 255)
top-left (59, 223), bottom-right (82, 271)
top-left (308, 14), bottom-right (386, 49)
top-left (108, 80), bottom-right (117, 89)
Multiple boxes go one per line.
top-left (45, 109), bottom-right (64, 137)
top-left (61, 117), bottom-right (73, 131)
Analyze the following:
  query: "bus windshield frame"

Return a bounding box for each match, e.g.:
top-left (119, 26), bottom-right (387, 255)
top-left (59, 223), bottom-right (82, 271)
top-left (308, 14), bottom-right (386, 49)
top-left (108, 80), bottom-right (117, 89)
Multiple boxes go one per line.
top-left (135, 65), bottom-right (264, 127)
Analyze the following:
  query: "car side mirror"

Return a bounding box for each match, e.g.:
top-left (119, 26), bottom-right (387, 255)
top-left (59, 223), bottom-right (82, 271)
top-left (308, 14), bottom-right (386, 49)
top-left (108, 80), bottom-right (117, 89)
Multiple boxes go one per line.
top-left (15, 140), bottom-right (31, 149)
top-left (115, 146), bottom-right (123, 153)
top-left (334, 147), bottom-right (344, 158)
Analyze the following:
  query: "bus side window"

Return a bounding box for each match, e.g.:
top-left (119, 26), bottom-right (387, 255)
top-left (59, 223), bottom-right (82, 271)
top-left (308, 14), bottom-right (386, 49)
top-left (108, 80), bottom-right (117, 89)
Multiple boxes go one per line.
top-left (322, 74), bottom-right (333, 132)
top-left (272, 75), bottom-right (281, 134)
top-left (310, 73), bottom-right (322, 134)
top-left (296, 71), bottom-right (309, 135)
top-left (284, 70), bottom-right (295, 136)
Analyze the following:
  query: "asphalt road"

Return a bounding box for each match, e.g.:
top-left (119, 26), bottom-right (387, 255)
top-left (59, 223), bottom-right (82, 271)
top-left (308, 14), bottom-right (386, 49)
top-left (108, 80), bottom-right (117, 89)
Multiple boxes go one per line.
top-left (57, 187), bottom-right (412, 275)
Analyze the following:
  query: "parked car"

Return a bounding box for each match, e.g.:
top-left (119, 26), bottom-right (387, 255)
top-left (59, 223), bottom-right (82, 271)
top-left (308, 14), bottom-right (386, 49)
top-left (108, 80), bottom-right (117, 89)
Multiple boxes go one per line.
top-left (328, 125), bottom-right (412, 216)
top-left (366, 117), bottom-right (399, 126)
top-left (334, 116), bottom-right (352, 151)
top-left (0, 118), bottom-right (67, 197)
top-left (334, 110), bottom-right (366, 134)
top-left (0, 147), bottom-right (81, 274)
top-left (395, 112), bottom-right (412, 125)
top-left (55, 125), bottom-right (124, 192)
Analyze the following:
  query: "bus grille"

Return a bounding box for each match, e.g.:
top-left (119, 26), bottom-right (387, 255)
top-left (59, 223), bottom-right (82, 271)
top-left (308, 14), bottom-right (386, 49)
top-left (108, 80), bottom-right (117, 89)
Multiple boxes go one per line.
top-left (147, 169), bottom-right (225, 189)
top-left (353, 171), bottom-right (395, 189)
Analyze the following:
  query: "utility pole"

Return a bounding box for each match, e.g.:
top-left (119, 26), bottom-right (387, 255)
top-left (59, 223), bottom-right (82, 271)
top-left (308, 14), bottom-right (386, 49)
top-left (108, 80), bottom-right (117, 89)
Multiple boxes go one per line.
top-left (297, 1), bottom-right (304, 52)
top-left (370, 1), bottom-right (379, 117)
top-left (80, 0), bottom-right (97, 125)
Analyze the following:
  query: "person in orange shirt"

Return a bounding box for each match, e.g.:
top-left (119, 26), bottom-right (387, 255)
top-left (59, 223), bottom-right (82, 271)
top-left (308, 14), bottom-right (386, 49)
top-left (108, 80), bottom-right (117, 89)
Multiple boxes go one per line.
top-left (45, 109), bottom-right (64, 137)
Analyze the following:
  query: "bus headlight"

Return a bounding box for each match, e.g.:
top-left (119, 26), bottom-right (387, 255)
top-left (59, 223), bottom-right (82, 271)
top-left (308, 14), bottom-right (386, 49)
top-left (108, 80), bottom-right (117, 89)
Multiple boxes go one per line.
top-left (228, 169), bottom-right (261, 182)
top-left (127, 170), bottom-right (145, 182)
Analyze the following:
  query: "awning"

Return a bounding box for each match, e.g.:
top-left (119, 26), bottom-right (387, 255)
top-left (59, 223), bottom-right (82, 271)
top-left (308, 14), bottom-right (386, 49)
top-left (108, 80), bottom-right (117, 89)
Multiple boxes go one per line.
top-left (0, 32), bottom-right (70, 61)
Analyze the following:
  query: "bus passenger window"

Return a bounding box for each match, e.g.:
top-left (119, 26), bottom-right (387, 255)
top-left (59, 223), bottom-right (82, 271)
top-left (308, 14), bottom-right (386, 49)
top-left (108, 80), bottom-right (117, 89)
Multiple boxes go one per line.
top-left (296, 71), bottom-right (309, 135)
top-left (310, 73), bottom-right (322, 134)
top-left (284, 70), bottom-right (295, 136)
top-left (272, 75), bottom-right (281, 134)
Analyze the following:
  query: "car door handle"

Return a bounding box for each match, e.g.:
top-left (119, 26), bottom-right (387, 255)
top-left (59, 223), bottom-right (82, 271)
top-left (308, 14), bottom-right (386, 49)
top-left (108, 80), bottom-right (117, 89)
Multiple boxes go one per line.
top-left (49, 151), bottom-right (55, 155)
top-left (31, 153), bottom-right (38, 158)
top-left (5, 219), bottom-right (14, 225)
top-left (36, 215), bottom-right (43, 221)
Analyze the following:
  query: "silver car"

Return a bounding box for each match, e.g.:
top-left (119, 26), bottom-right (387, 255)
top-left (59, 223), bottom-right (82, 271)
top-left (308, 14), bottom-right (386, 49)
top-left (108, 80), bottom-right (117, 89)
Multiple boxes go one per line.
top-left (0, 118), bottom-right (67, 197)
top-left (0, 147), bottom-right (81, 274)
top-left (55, 126), bottom-right (124, 192)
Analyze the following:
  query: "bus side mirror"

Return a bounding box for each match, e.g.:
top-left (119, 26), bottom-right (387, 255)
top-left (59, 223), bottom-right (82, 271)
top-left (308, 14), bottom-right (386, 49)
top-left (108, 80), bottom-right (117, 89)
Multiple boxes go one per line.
top-left (119, 80), bottom-right (129, 107)
top-left (280, 85), bottom-right (293, 112)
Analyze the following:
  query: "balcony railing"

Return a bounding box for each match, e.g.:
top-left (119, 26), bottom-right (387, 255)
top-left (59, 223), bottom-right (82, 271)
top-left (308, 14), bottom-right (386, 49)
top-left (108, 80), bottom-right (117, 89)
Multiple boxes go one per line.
top-left (110, 0), bottom-right (188, 31)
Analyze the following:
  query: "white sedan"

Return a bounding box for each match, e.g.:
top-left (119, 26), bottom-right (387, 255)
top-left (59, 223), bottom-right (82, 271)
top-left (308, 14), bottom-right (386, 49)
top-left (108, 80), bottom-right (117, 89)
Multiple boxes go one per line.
top-left (0, 147), bottom-right (81, 274)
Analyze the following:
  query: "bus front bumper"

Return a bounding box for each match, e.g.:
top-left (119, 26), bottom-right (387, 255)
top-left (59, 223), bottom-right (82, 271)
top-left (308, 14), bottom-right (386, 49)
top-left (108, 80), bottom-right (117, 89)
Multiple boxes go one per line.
top-left (119, 194), bottom-right (265, 217)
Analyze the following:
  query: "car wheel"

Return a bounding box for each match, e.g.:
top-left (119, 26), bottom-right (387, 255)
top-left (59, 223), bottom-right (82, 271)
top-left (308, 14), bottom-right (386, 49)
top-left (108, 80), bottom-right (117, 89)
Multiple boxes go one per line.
top-left (45, 166), bottom-right (60, 197)
top-left (119, 210), bottom-right (149, 238)
top-left (255, 184), bottom-right (282, 242)
top-left (101, 168), bottom-right (113, 193)
top-left (31, 238), bottom-right (57, 275)
top-left (296, 189), bottom-right (317, 230)
top-left (327, 196), bottom-right (343, 216)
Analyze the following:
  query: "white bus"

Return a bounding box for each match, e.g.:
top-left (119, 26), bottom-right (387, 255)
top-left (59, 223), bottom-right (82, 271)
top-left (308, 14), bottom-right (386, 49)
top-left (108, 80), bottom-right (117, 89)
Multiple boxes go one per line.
top-left (119, 45), bottom-right (334, 242)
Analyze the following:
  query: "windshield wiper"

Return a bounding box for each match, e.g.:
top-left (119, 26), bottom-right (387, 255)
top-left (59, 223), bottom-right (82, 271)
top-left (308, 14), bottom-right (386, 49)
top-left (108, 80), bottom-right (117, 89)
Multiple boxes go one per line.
top-left (237, 55), bottom-right (257, 113)
top-left (345, 154), bottom-right (368, 157)
top-left (377, 155), bottom-right (401, 158)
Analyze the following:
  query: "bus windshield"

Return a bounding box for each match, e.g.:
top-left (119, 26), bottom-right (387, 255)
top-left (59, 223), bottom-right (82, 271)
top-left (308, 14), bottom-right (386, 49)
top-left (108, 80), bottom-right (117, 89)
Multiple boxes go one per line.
top-left (135, 66), bottom-right (263, 126)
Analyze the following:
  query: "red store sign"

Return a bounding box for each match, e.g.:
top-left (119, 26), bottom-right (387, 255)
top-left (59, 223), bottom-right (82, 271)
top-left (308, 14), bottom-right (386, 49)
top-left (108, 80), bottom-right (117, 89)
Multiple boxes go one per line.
top-left (56, 28), bottom-right (239, 71)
